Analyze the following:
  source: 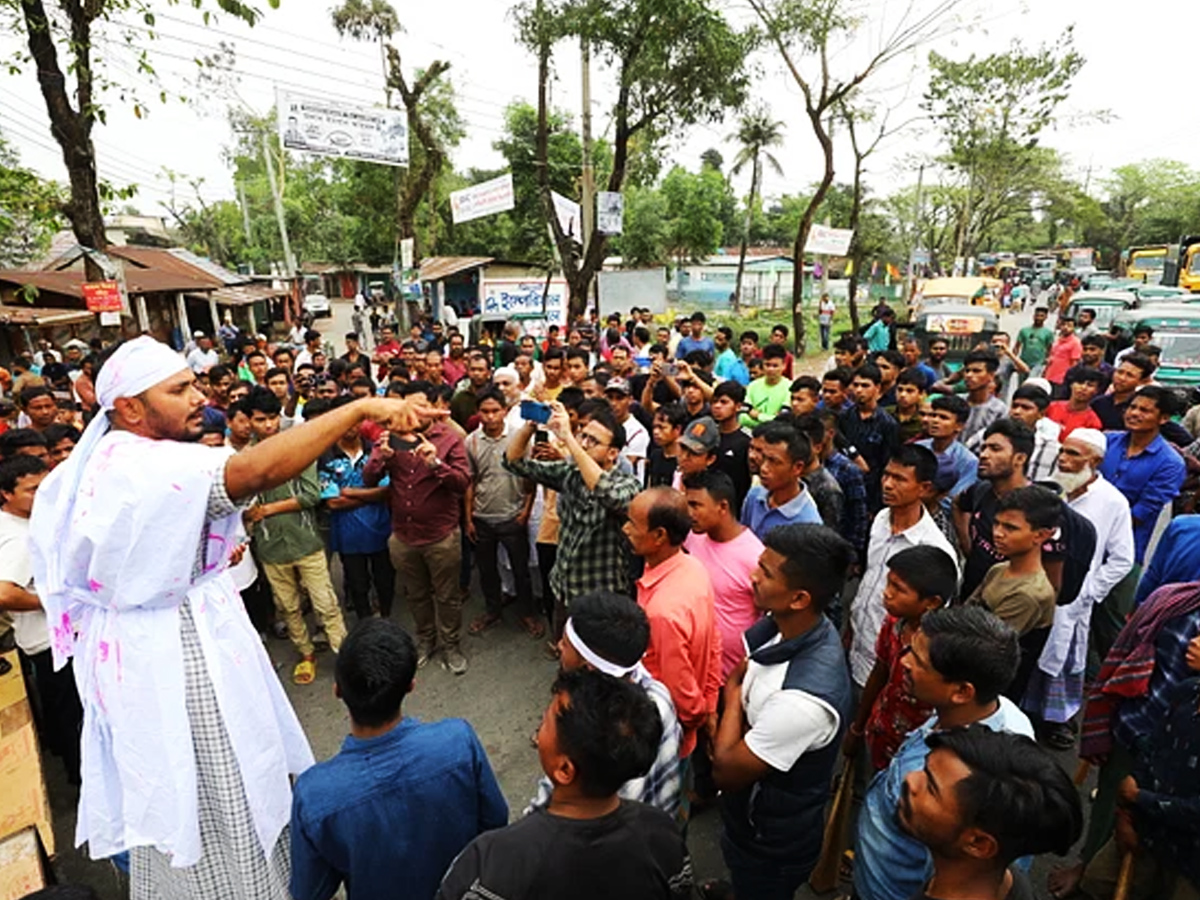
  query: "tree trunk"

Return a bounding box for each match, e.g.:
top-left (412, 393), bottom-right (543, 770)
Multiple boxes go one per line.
top-left (387, 48), bottom-right (451, 258)
top-left (733, 154), bottom-right (758, 312)
top-left (846, 154), bottom-right (865, 334)
top-left (21, 0), bottom-right (107, 265)
top-left (790, 112), bottom-right (835, 357)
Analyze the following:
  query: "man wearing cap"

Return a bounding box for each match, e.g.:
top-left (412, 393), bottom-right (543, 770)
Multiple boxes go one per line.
top-left (1025, 428), bottom-right (1134, 747)
top-left (28, 336), bottom-right (437, 900)
top-left (604, 377), bottom-right (649, 481)
top-left (675, 416), bottom-right (720, 489)
top-left (525, 590), bottom-right (682, 818)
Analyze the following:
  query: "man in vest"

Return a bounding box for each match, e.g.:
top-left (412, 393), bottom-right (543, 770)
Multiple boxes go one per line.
top-left (711, 523), bottom-right (856, 900)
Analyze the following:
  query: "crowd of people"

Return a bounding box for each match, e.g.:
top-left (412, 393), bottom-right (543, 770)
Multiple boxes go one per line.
top-left (1, 296), bottom-right (1199, 900)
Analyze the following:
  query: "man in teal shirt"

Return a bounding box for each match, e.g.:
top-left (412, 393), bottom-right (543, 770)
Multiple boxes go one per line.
top-left (713, 326), bottom-right (740, 380)
top-left (863, 308), bottom-right (894, 354)
top-left (1015, 306), bottom-right (1054, 371)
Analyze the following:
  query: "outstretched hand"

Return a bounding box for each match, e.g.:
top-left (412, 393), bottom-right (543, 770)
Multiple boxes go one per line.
top-left (363, 396), bottom-right (447, 435)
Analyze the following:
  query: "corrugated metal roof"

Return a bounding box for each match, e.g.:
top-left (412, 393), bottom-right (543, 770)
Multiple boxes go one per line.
top-left (107, 246), bottom-right (224, 287)
top-left (420, 256), bottom-right (493, 281)
top-left (0, 266), bottom-right (216, 298)
top-left (168, 248), bottom-right (252, 286)
top-left (188, 283), bottom-right (290, 306)
top-left (0, 305), bottom-right (94, 326)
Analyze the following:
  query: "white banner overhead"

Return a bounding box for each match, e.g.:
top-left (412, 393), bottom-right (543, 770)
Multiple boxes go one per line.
top-left (277, 89), bottom-right (409, 166)
top-left (551, 191), bottom-right (582, 242)
top-left (804, 224), bottom-right (854, 256)
top-left (450, 173), bottom-right (516, 224)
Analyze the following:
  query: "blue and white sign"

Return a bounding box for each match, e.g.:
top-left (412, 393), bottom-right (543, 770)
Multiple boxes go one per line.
top-left (482, 279), bottom-right (567, 325)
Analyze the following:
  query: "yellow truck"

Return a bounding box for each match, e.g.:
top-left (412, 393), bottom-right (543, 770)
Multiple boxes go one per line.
top-left (1124, 245), bottom-right (1169, 284)
top-left (1162, 236), bottom-right (1200, 293)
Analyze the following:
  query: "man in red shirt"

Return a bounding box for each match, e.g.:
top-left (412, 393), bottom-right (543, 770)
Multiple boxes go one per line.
top-left (372, 325), bottom-right (404, 382)
top-left (1043, 316), bottom-right (1083, 390)
top-left (1046, 367), bottom-right (1103, 439)
top-left (364, 380), bottom-right (471, 674)
top-left (623, 487), bottom-right (721, 767)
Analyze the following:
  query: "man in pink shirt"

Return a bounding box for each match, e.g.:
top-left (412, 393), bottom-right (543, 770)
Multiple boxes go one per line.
top-left (683, 470), bottom-right (763, 679)
top-left (623, 486), bottom-right (721, 766)
top-left (1043, 315), bottom-right (1082, 389)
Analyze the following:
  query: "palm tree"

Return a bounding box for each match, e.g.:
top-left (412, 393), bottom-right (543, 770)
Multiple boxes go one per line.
top-left (730, 108), bottom-right (785, 309)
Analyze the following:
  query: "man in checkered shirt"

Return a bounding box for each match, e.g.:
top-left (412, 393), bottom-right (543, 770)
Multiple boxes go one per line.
top-left (504, 401), bottom-right (641, 624)
top-left (526, 590), bottom-right (682, 818)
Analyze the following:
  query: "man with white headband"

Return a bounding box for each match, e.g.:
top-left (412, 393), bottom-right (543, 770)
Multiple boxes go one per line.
top-left (28, 336), bottom-right (439, 900)
top-left (525, 590), bottom-right (682, 818)
top-left (1024, 427), bottom-right (1133, 749)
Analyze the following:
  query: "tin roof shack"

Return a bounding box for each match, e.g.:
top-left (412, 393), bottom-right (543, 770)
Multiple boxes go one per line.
top-left (419, 257), bottom-right (562, 329)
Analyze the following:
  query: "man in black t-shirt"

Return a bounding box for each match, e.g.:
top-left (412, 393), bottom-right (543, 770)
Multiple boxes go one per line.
top-left (711, 381), bottom-right (751, 514)
top-left (901, 727), bottom-right (1080, 900)
top-left (436, 669), bottom-right (693, 900)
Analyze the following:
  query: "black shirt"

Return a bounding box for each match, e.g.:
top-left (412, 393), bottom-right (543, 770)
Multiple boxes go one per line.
top-left (436, 801), bottom-right (694, 900)
top-left (646, 447), bottom-right (678, 488)
top-left (716, 428), bottom-right (752, 514)
top-left (837, 405), bottom-right (900, 514)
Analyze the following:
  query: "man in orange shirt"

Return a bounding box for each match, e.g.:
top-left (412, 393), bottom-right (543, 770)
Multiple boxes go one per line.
top-left (623, 487), bottom-right (721, 777)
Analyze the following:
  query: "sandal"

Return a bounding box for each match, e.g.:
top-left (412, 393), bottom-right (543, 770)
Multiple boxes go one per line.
top-left (1041, 724), bottom-right (1076, 751)
top-left (293, 657), bottom-right (317, 685)
top-left (469, 612), bottom-right (503, 635)
top-left (519, 616), bottom-right (547, 639)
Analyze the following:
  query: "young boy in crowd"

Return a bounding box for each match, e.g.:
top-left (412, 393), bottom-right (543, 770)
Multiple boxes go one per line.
top-left (1046, 367), bottom-right (1103, 440)
top-left (965, 484), bottom-right (1058, 703)
top-left (844, 545), bottom-right (959, 773)
top-left (965, 485), bottom-right (1057, 637)
top-left (889, 370), bottom-right (928, 443)
top-left (821, 367), bottom-right (854, 412)
top-left (789, 376), bottom-right (822, 419)
top-left (646, 402), bottom-right (688, 488)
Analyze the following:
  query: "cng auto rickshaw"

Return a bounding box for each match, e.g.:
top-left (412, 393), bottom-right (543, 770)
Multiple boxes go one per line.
top-left (907, 304), bottom-right (1001, 370)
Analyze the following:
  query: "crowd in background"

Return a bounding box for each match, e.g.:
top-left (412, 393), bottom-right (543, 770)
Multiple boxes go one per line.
top-left (1, 293), bottom-right (1199, 900)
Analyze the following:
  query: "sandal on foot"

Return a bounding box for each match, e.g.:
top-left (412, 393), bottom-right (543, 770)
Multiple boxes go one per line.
top-left (468, 612), bottom-right (503, 635)
top-left (519, 616), bottom-right (547, 639)
top-left (293, 658), bottom-right (317, 685)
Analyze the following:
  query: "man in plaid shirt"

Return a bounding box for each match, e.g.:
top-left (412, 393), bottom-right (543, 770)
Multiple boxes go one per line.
top-left (525, 590), bottom-right (682, 818)
top-left (504, 402), bottom-right (640, 617)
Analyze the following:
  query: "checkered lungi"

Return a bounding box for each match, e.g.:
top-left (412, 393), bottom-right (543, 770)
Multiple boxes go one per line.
top-left (130, 600), bottom-right (291, 900)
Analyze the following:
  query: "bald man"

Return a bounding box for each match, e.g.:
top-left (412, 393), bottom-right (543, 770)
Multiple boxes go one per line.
top-left (623, 487), bottom-right (721, 765)
top-left (29, 337), bottom-right (435, 900)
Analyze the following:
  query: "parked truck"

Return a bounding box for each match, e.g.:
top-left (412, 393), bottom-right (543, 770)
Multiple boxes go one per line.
top-left (1162, 235), bottom-right (1200, 293)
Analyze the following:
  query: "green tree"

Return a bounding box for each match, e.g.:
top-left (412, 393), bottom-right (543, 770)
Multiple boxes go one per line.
top-left (922, 28), bottom-right (1086, 263)
top-left (661, 164), bottom-right (726, 267)
top-left (747, 0), bottom-right (963, 351)
top-left (7, 0), bottom-right (271, 269)
top-left (516, 0), bottom-right (752, 319)
top-left (0, 132), bottom-right (63, 267)
top-left (614, 185), bottom-right (670, 267)
top-left (729, 107), bottom-right (785, 310)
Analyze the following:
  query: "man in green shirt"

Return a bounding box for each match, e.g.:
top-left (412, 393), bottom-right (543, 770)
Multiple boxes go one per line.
top-left (740, 343), bottom-right (791, 428)
top-left (1014, 306), bottom-right (1055, 372)
top-left (244, 387), bottom-right (347, 685)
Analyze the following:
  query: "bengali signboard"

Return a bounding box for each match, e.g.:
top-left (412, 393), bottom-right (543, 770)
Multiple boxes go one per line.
top-left (597, 191), bottom-right (624, 235)
top-left (81, 281), bottom-right (123, 313)
top-left (450, 173), bottom-right (516, 225)
top-left (481, 279), bottom-right (567, 326)
top-left (804, 224), bottom-right (854, 256)
top-left (276, 89), bottom-right (409, 167)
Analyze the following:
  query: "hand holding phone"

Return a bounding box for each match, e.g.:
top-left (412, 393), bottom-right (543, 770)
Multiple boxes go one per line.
top-left (520, 399), bottom-right (552, 424)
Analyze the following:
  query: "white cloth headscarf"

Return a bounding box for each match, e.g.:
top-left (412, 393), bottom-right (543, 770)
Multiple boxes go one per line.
top-left (34, 336), bottom-right (188, 666)
top-left (1066, 427), bottom-right (1107, 459)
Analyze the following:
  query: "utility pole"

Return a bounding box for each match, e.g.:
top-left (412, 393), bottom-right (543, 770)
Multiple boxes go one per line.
top-left (904, 164), bottom-right (925, 305)
top-left (237, 182), bottom-right (253, 244)
top-left (260, 130), bottom-right (296, 278)
top-left (580, 36), bottom-right (595, 313)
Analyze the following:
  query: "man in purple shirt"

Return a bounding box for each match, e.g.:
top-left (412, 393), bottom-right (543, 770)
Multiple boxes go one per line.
top-left (364, 380), bottom-right (471, 674)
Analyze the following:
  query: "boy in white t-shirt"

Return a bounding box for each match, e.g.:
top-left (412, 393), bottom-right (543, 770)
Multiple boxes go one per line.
top-left (0, 454), bottom-right (83, 783)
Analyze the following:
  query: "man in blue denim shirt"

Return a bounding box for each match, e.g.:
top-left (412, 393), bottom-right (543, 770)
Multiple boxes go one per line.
top-left (290, 619), bottom-right (508, 900)
top-left (854, 606), bottom-right (1033, 900)
top-left (315, 396), bottom-right (395, 621)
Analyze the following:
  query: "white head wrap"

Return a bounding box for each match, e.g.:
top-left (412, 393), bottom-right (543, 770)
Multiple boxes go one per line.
top-left (1023, 377), bottom-right (1053, 397)
top-left (564, 618), bottom-right (639, 678)
top-left (32, 336), bottom-right (190, 667)
top-left (1065, 427), bottom-right (1108, 460)
top-left (493, 366), bottom-right (519, 384)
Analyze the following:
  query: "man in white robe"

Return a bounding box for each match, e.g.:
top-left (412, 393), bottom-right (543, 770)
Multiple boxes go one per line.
top-left (1024, 428), bottom-right (1134, 746)
top-left (29, 336), bottom-right (436, 899)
